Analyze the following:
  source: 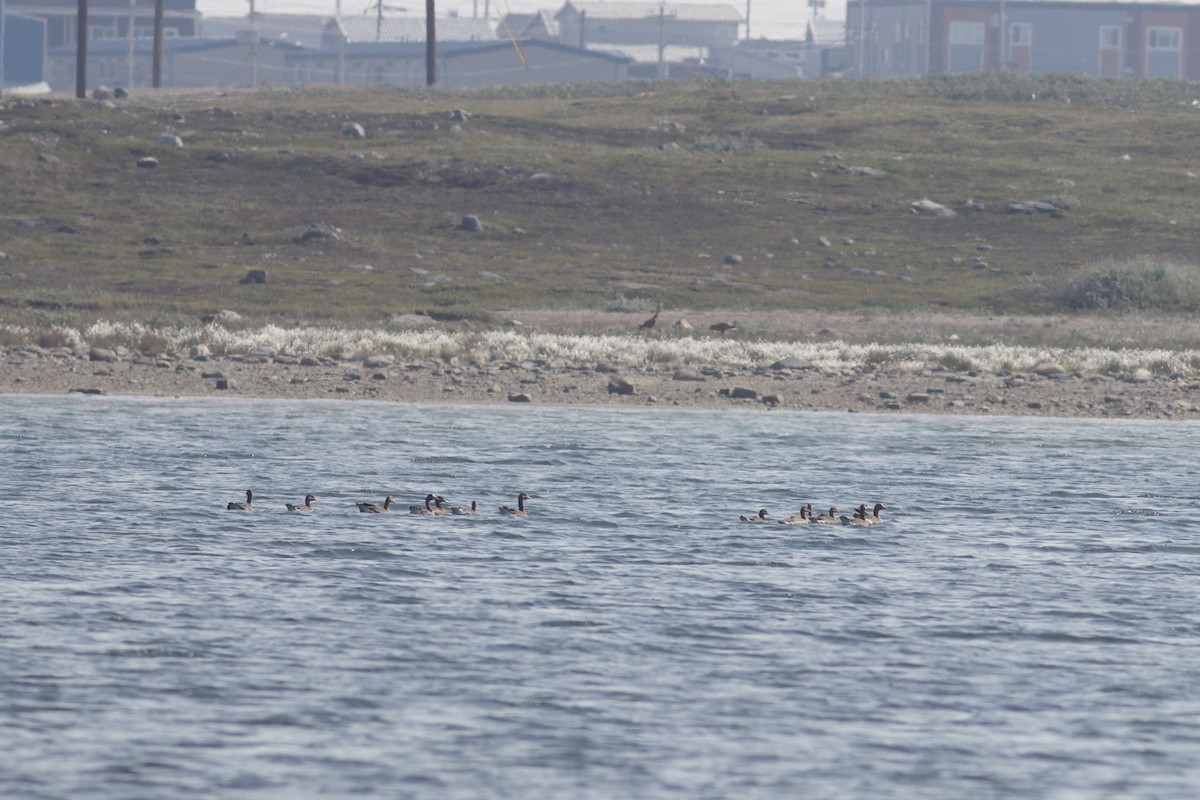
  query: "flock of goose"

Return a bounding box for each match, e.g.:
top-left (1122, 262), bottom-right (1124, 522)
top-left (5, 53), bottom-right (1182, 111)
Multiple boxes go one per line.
top-left (226, 490), bottom-right (532, 517)
top-left (740, 503), bottom-right (888, 527)
top-left (227, 489), bottom-right (885, 526)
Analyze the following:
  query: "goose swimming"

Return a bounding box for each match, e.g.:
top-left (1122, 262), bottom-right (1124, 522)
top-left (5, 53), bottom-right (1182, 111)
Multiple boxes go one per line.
top-left (286, 494), bottom-right (316, 512)
top-left (451, 500), bottom-right (477, 516)
top-left (840, 514), bottom-right (871, 527)
top-left (812, 506), bottom-right (839, 524)
top-left (410, 494), bottom-right (447, 516)
top-left (500, 493), bottom-right (531, 517)
top-left (357, 496), bottom-right (394, 513)
top-left (778, 504), bottom-right (813, 525)
top-left (227, 489), bottom-right (253, 511)
top-left (740, 509), bottom-right (770, 523)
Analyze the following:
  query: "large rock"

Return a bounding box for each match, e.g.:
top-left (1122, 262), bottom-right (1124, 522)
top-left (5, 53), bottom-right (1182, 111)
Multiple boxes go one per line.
top-left (459, 215), bottom-right (483, 232)
top-left (911, 198), bottom-right (956, 217)
top-left (607, 377), bottom-right (636, 395)
top-left (342, 122), bottom-right (366, 139)
top-left (156, 134), bottom-right (183, 148)
top-left (240, 269), bottom-right (269, 284)
top-left (89, 347), bottom-right (119, 363)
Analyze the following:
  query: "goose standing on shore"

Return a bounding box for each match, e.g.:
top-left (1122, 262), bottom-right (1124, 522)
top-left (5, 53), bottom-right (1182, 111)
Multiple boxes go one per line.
top-left (286, 495), bottom-right (317, 512)
top-left (500, 493), bottom-right (531, 517)
top-left (357, 496), bottom-right (394, 514)
top-left (778, 504), bottom-right (813, 525)
top-left (227, 489), bottom-right (253, 511)
top-left (740, 509), bottom-right (770, 523)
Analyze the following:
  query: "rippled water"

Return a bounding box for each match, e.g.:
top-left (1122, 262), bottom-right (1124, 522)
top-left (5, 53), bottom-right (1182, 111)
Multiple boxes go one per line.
top-left (3, 396), bottom-right (1200, 798)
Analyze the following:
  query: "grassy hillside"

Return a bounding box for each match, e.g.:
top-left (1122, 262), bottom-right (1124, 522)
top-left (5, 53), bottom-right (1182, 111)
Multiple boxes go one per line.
top-left (2, 74), bottom-right (1199, 342)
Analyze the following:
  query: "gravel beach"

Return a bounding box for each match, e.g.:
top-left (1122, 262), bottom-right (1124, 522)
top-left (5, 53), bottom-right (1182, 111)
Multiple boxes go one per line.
top-left (5, 344), bottom-right (1200, 420)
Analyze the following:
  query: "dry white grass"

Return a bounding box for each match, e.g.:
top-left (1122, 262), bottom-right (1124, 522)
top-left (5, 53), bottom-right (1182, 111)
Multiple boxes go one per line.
top-left (4, 315), bottom-right (1199, 377)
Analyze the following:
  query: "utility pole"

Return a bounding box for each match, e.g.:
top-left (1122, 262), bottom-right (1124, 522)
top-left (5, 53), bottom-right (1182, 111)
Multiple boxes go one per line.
top-left (744, 0), bottom-right (750, 40)
top-left (376, 0), bottom-right (383, 42)
top-left (152, 0), bottom-right (163, 87)
top-left (657, 1), bottom-right (666, 79)
top-left (76, 0), bottom-right (88, 98)
top-left (425, 0), bottom-right (436, 84)
top-left (126, 0), bottom-right (135, 87)
top-left (249, 0), bottom-right (257, 86)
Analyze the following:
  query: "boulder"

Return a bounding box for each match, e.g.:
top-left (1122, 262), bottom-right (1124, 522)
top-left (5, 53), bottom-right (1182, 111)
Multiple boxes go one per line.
top-left (607, 377), bottom-right (636, 395)
top-left (911, 198), bottom-right (956, 217)
top-left (88, 347), bottom-right (119, 363)
top-left (156, 134), bottom-right (183, 148)
top-left (136, 157), bottom-right (159, 169)
top-left (507, 393), bottom-right (532, 402)
top-left (342, 122), bottom-right (366, 139)
top-left (240, 268), bottom-right (269, 284)
top-left (459, 215), bottom-right (483, 232)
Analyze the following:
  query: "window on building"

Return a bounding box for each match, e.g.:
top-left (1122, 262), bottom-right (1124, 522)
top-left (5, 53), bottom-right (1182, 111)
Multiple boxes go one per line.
top-left (1099, 25), bottom-right (1121, 49)
top-left (949, 21), bottom-right (984, 46)
top-left (1010, 22), bottom-right (1031, 46)
top-left (1146, 26), bottom-right (1182, 77)
top-left (948, 21), bottom-right (985, 72)
top-left (1147, 27), bottom-right (1181, 50)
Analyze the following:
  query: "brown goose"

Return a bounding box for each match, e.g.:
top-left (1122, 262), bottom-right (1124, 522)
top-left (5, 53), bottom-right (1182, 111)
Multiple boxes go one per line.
top-left (639, 304), bottom-right (662, 333)
top-left (357, 496), bottom-right (394, 514)
top-left (840, 514), bottom-right (871, 527)
top-left (778, 504), bottom-right (813, 525)
top-left (451, 500), bottom-right (477, 516)
top-left (410, 494), bottom-right (447, 516)
top-left (740, 509), bottom-right (770, 523)
top-left (500, 493), bottom-right (531, 517)
top-left (286, 494), bottom-right (316, 512)
top-left (865, 503), bottom-right (888, 524)
top-left (812, 507), bottom-right (840, 524)
top-left (227, 489), bottom-right (253, 511)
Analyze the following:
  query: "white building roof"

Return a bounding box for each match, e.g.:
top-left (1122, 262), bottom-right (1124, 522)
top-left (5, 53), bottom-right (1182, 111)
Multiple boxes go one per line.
top-left (558, 1), bottom-right (743, 23)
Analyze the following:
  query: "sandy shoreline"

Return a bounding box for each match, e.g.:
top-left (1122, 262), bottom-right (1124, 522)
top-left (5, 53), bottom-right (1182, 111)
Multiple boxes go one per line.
top-left (4, 344), bottom-right (1200, 420)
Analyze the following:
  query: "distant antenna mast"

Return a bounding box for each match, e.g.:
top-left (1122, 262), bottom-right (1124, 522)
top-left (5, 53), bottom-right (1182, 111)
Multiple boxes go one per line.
top-left (76, 0), bottom-right (88, 98)
top-left (249, 0), bottom-right (258, 86)
top-left (377, 0), bottom-right (383, 41)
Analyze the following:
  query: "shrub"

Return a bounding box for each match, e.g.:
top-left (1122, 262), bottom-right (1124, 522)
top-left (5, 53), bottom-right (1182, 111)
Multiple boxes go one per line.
top-left (1041, 258), bottom-right (1200, 311)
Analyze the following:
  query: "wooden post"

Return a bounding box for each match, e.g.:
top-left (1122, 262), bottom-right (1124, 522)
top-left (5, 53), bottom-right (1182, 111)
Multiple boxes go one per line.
top-left (76, 0), bottom-right (88, 98)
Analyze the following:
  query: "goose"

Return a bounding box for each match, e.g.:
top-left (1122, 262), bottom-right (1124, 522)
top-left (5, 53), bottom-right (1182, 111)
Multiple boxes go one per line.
top-left (451, 500), bottom-right (477, 516)
top-left (778, 504), bottom-right (813, 525)
top-left (865, 503), bottom-right (887, 524)
top-left (357, 496), bottom-right (394, 514)
top-left (500, 493), bottom-right (531, 517)
top-left (639, 304), bottom-right (662, 333)
top-left (812, 507), bottom-right (840, 524)
top-left (227, 489), bottom-right (253, 511)
top-left (740, 509), bottom-right (770, 523)
top-left (840, 514), bottom-right (871, 527)
top-left (410, 493), bottom-right (447, 516)
top-left (286, 494), bottom-right (316, 512)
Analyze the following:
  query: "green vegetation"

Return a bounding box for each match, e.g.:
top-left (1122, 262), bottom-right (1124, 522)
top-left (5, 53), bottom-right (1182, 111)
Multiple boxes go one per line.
top-left (2, 74), bottom-right (1200, 342)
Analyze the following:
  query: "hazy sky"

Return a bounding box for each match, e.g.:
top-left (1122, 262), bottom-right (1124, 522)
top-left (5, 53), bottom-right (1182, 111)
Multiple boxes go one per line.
top-left (195, 0), bottom-right (845, 42)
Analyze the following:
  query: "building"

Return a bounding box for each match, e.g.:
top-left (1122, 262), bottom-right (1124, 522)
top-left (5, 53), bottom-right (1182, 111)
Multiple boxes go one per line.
top-left (287, 38), bottom-right (629, 86)
top-left (46, 35), bottom-right (297, 92)
top-left (2, 3), bottom-right (48, 90)
top-left (4, 0), bottom-right (197, 48)
top-left (325, 14), bottom-right (497, 46)
top-left (554, 1), bottom-right (743, 49)
top-left (849, 0), bottom-right (1200, 78)
top-left (711, 20), bottom-right (847, 78)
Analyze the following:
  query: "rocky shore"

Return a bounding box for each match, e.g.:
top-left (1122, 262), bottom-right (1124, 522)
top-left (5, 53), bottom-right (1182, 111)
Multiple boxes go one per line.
top-left (4, 343), bottom-right (1200, 420)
